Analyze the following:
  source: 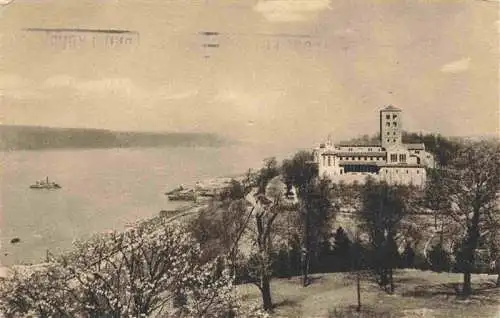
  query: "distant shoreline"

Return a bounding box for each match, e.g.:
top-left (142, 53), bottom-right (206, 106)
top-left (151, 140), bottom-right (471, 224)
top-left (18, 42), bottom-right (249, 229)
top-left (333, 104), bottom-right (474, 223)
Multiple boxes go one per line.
top-left (0, 125), bottom-right (231, 151)
top-left (0, 144), bottom-right (232, 153)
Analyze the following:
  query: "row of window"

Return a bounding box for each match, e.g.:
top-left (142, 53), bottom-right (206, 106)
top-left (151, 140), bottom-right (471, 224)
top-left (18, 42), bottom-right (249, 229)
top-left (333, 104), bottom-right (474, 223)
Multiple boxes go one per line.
top-left (323, 155), bottom-right (385, 166)
top-left (346, 148), bottom-right (381, 152)
top-left (341, 156), bottom-right (384, 161)
top-left (384, 169), bottom-right (420, 174)
top-left (385, 121), bottom-right (398, 127)
top-left (386, 114), bottom-right (398, 120)
top-left (390, 154), bottom-right (407, 163)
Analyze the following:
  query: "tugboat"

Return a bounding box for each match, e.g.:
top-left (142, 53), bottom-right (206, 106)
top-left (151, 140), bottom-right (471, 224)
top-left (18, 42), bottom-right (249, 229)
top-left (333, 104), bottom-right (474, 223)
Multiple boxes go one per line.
top-left (165, 185), bottom-right (197, 202)
top-left (166, 189), bottom-right (197, 201)
top-left (30, 177), bottom-right (61, 190)
top-left (165, 185), bottom-right (185, 196)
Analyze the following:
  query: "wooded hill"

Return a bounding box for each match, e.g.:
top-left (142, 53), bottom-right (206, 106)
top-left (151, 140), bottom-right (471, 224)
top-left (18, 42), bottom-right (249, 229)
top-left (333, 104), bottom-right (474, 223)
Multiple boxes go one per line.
top-left (0, 125), bottom-right (228, 150)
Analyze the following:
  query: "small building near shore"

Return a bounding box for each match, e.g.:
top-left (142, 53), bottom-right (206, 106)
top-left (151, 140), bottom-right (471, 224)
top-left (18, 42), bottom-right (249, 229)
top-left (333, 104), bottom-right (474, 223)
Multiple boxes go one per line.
top-left (313, 105), bottom-right (435, 187)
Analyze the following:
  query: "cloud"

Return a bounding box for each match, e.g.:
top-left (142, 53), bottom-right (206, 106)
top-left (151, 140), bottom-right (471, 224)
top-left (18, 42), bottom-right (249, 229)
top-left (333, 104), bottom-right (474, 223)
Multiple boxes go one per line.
top-left (212, 88), bottom-right (284, 122)
top-left (44, 75), bottom-right (78, 89)
top-left (0, 74), bottom-right (43, 99)
top-left (156, 88), bottom-right (199, 100)
top-left (334, 28), bottom-right (356, 37)
top-left (0, 74), bottom-right (25, 89)
top-left (44, 75), bottom-right (197, 101)
top-left (212, 89), bottom-right (260, 116)
top-left (441, 57), bottom-right (471, 73)
top-left (0, 0), bottom-right (15, 5)
top-left (45, 76), bottom-right (141, 97)
top-left (77, 78), bottom-right (139, 96)
top-left (254, 0), bottom-right (331, 22)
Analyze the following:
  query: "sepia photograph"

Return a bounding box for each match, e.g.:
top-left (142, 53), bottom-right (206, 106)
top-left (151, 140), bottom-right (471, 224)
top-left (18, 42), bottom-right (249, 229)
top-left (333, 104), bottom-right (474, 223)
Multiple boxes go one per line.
top-left (0, 0), bottom-right (499, 317)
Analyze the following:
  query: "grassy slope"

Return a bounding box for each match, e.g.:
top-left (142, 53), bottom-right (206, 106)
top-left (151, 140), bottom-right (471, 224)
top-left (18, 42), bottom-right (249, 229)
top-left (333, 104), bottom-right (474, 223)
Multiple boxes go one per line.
top-left (237, 270), bottom-right (500, 318)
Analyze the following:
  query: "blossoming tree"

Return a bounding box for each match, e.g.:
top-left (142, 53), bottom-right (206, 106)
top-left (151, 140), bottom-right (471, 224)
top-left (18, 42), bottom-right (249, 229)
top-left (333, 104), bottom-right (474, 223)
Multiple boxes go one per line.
top-left (0, 220), bottom-right (267, 317)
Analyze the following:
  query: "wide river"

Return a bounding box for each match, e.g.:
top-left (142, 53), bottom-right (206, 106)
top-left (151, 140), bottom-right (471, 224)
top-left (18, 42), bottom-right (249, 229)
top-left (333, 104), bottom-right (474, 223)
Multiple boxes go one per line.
top-left (0, 144), bottom-right (297, 266)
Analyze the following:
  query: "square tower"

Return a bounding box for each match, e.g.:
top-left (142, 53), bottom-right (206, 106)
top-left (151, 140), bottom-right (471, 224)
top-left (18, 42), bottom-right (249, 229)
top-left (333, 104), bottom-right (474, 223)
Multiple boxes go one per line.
top-left (380, 105), bottom-right (402, 149)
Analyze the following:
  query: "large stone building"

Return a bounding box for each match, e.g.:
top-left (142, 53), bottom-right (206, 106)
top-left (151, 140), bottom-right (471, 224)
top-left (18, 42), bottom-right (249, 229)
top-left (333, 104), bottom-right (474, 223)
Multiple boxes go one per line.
top-left (313, 105), bottom-right (435, 187)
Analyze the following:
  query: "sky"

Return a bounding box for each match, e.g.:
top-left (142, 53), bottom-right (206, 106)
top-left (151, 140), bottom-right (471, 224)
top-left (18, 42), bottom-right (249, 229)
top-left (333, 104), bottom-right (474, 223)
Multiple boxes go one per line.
top-left (0, 0), bottom-right (498, 148)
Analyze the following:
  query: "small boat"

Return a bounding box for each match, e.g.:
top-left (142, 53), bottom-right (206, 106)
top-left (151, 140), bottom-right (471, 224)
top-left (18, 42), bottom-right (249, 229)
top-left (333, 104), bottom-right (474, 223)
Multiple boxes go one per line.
top-left (167, 189), bottom-right (197, 201)
top-left (10, 237), bottom-right (21, 244)
top-left (165, 185), bottom-right (197, 201)
top-left (30, 177), bottom-right (61, 190)
top-left (165, 185), bottom-right (185, 196)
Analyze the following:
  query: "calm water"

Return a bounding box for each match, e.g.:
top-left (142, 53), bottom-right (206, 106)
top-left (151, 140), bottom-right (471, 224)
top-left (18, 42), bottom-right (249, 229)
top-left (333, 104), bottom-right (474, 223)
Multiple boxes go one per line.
top-left (0, 144), bottom-right (296, 266)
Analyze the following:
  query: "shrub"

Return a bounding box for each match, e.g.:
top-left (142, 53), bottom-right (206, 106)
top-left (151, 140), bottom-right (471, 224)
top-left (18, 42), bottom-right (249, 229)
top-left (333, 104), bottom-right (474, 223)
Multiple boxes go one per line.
top-left (428, 243), bottom-right (452, 272)
top-left (400, 243), bottom-right (416, 269)
top-left (413, 251), bottom-right (431, 271)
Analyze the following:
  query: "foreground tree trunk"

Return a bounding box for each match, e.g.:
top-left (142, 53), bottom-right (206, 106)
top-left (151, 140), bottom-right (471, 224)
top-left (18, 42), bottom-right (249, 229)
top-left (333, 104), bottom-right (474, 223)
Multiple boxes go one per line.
top-left (356, 271), bottom-right (361, 312)
top-left (302, 204), bottom-right (310, 287)
top-left (380, 269), bottom-right (389, 292)
top-left (493, 256), bottom-right (500, 287)
top-left (461, 242), bottom-right (476, 296)
top-left (389, 267), bottom-right (394, 294)
top-left (463, 271), bottom-right (472, 296)
top-left (462, 220), bottom-right (480, 296)
top-left (261, 273), bottom-right (273, 311)
top-left (287, 247), bottom-right (292, 279)
top-left (302, 248), bottom-right (309, 287)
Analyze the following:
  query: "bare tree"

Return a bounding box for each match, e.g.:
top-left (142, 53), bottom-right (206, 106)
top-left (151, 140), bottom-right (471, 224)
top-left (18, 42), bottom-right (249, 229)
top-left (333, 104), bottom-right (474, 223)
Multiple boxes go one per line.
top-left (245, 176), bottom-right (289, 312)
top-left (441, 140), bottom-right (500, 296)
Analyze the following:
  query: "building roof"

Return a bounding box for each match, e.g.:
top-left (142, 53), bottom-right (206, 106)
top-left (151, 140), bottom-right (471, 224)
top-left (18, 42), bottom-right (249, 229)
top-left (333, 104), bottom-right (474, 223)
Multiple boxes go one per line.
top-left (321, 151), bottom-right (386, 156)
top-left (404, 143), bottom-right (425, 150)
top-left (335, 142), bottom-right (382, 147)
top-left (380, 105), bottom-right (401, 112)
top-left (339, 161), bottom-right (384, 166)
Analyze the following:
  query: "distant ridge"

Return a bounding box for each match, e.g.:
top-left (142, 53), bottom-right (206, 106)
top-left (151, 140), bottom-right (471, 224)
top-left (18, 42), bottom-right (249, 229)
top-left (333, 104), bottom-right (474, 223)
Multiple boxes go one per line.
top-left (0, 125), bottom-right (229, 151)
top-left (23, 28), bottom-right (137, 34)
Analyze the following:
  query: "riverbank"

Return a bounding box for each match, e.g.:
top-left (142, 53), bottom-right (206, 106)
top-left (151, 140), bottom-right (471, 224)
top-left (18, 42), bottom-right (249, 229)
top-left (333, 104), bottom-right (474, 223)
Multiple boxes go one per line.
top-left (0, 204), bottom-right (207, 280)
top-left (1, 144), bottom-right (287, 267)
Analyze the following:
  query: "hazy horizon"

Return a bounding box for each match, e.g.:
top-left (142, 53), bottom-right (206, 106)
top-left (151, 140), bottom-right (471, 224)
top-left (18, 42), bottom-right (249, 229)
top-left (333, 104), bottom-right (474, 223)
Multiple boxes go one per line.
top-left (1, 123), bottom-right (497, 140)
top-left (1, 0), bottom-right (498, 149)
